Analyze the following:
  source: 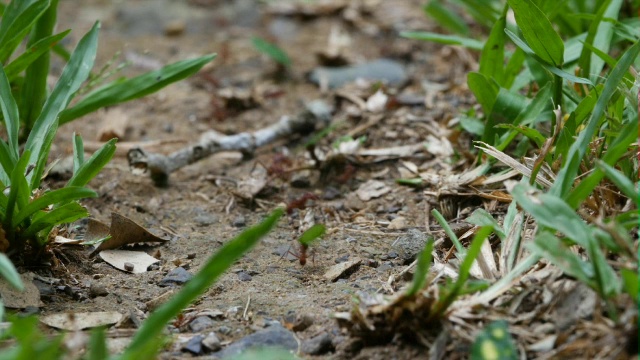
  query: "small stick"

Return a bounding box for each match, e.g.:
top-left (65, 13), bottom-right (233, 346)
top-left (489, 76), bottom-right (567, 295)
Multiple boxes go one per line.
top-left (243, 295), bottom-right (251, 320)
top-left (127, 100), bottom-right (332, 186)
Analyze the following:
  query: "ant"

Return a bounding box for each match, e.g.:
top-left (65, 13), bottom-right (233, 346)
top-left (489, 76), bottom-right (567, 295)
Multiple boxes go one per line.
top-left (286, 192), bottom-right (319, 214)
top-left (280, 242), bottom-right (315, 266)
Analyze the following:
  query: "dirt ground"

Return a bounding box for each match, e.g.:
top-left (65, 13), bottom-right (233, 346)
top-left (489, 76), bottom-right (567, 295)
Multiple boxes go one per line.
top-left (11, 0), bottom-right (634, 359)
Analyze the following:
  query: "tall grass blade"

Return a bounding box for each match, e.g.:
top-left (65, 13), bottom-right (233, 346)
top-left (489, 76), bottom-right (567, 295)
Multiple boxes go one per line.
top-left (0, 63), bottom-right (19, 163)
top-left (120, 208), bottom-right (283, 359)
top-left (67, 138), bottom-right (117, 188)
top-left (405, 239), bottom-right (434, 296)
top-left (506, 0), bottom-right (563, 66)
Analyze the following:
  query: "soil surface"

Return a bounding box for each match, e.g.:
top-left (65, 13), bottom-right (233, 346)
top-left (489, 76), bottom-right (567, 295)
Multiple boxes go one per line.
top-left (9, 1), bottom-right (634, 359)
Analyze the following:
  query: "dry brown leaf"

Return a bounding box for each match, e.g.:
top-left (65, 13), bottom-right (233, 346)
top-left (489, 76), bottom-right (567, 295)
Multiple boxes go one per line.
top-left (99, 250), bottom-right (160, 273)
top-left (41, 311), bottom-right (123, 331)
top-left (90, 212), bottom-right (169, 256)
top-left (356, 180), bottom-right (391, 201)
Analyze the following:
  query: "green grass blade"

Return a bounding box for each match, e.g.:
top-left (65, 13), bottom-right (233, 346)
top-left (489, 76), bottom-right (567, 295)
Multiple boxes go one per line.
top-left (24, 21), bottom-right (100, 187)
top-left (405, 239), bottom-right (434, 296)
top-left (506, 0), bottom-right (564, 66)
top-left (23, 202), bottom-right (88, 239)
top-left (466, 209), bottom-right (506, 239)
top-left (495, 124), bottom-right (546, 148)
top-left (4, 30), bottom-right (70, 81)
top-left (59, 54), bottom-right (216, 124)
top-left (72, 132), bottom-right (84, 174)
top-left (120, 208), bottom-right (283, 359)
top-left (400, 31), bottom-right (484, 50)
top-left (87, 327), bottom-right (107, 360)
top-left (595, 160), bottom-right (639, 200)
top-left (424, 0), bottom-right (469, 35)
top-left (12, 187), bottom-right (96, 227)
top-left (431, 226), bottom-right (493, 318)
top-left (67, 138), bottom-right (116, 188)
top-left (252, 37), bottom-right (290, 67)
top-left (511, 182), bottom-right (591, 247)
top-left (0, 253), bottom-right (23, 291)
top-left (551, 39), bottom-right (640, 198)
top-left (566, 118), bottom-right (639, 207)
top-left (431, 208), bottom-right (465, 256)
top-left (3, 151), bottom-right (30, 243)
top-left (578, 0), bottom-right (621, 81)
top-left (0, 63), bottom-right (19, 164)
top-left (298, 224), bottom-right (326, 246)
top-left (528, 232), bottom-right (598, 290)
top-left (620, 268), bottom-right (638, 302)
top-left (0, 0), bottom-right (50, 63)
top-left (467, 72), bottom-right (498, 115)
top-left (19, 0), bottom-right (57, 131)
top-left (479, 10), bottom-right (506, 84)
top-left (0, 141), bottom-right (13, 185)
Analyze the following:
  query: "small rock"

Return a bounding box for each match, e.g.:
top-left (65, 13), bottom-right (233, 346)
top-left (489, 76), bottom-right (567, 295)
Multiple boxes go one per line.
top-left (324, 258), bottom-right (362, 282)
top-left (182, 335), bottom-right (204, 355)
top-left (159, 267), bottom-right (193, 287)
top-left (388, 216), bottom-right (407, 230)
top-left (237, 271), bottom-right (252, 282)
top-left (202, 332), bottom-right (221, 352)
top-left (302, 332), bottom-right (334, 355)
top-left (218, 325), bottom-right (232, 335)
top-left (232, 215), bottom-right (246, 228)
top-left (322, 186), bottom-right (341, 200)
top-left (335, 255), bottom-right (349, 263)
top-left (194, 212), bottom-right (217, 226)
top-left (291, 314), bottom-right (313, 332)
top-left (187, 253), bottom-right (196, 259)
top-left (164, 20), bottom-right (185, 37)
top-left (189, 316), bottom-right (216, 333)
top-left (344, 193), bottom-right (365, 211)
top-left (89, 283), bottom-right (109, 298)
top-left (123, 262), bottom-right (134, 272)
top-left (392, 228), bottom-right (428, 263)
top-left (356, 180), bottom-right (391, 201)
top-left (215, 324), bottom-right (297, 358)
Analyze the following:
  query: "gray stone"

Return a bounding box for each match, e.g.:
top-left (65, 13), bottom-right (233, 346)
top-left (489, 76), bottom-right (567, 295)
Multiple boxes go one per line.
top-left (159, 267), bottom-right (193, 287)
top-left (190, 316), bottom-right (216, 332)
top-left (302, 332), bottom-right (333, 355)
top-left (202, 332), bottom-right (222, 351)
top-left (237, 271), bottom-right (252, 282)
top-left (182, 335), bottom-right (204, 355)
top-left (88, 283), bottom-right (109, 298)
top-left (232, 215), bottom-right (246, 227)
top-left (194, 212), bottom-right (217, 226)
top-left (391, 228), bottom-right (428, 262)
top-left (308, 59), bottom-right (407, 89)
top-left (215, 324), bottom-right (297, 358)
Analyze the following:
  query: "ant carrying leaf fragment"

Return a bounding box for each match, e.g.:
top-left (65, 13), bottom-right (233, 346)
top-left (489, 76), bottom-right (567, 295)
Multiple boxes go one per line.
top-left (295, 224), bottom-right (326, 266)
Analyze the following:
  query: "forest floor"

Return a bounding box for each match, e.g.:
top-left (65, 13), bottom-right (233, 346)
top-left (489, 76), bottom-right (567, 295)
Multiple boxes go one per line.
top-left (7, 0), bottom-right (635, 359)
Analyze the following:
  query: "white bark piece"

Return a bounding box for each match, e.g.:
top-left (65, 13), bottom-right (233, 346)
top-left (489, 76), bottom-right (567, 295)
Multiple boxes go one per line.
top-left (41, 311), bottom-right (123, 331)
top-left (99, 250), bottom-right (159, 273)
top-left (127, 100), bottom-right (332, 186)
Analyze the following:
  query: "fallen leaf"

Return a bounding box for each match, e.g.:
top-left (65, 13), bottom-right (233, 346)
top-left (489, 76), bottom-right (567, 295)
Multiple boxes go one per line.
top-left (324, 258), bottom-right (362, 282)
top-left (0, 272), bottom-right (41, 309)
top-left (90, 212), bottom-right (169, 256)
top-left (365, 89), bottom-right (388, 113)
top-left (99, 250), bottom-right (160, 273)
top-left (356, 180), bottom-right (391, 201)
top-left (41, 311), bottom-right (123, 331)
top-left (234, 164), bottom-right (268, 201)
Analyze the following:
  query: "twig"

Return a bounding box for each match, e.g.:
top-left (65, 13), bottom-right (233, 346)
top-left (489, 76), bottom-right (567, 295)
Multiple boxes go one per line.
top-left (127, 100), bottom-right (333, 186)
top-left (243, 295), bottom-right (251, 321)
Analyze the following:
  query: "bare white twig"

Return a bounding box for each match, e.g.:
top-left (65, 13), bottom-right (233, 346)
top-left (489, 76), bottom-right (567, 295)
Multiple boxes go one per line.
top-left (127, 100), bottom-right (333, 186)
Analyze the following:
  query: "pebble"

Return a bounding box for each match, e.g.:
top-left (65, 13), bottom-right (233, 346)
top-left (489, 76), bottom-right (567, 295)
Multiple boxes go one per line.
top-left (290, 171), bottom-right (311, 188)
top-left (88, 283), bottom-right (109, 298)
top-left (159, 267), bottom-right (193, 287)
top-left (232, 215), bottom-right (246, 227)
top-left (194, 212), bottom-right (217, 226)
top-left (324, 258), bottom-right (362, 282)
top-left (215, 324), bottom-right (297, 358)
top-left (218, 325), bottom-right (232, 335)
top-left (387, 216), bottom-right (407, 230)
top-left (237, 271), bottom-right (252, 282)
top-left (322, 186), bottom-right (341, 200)
top-left (202, 332), bottom-right (221, 352)
top-left (302, 332), bottom-right (334, 355)
top-left (335, 255), bottom-right (349, 263)
top-left (308, 59), bottom-right (408, 89)
top-left (392, 228), bottom-right (428, 263)
top-left (189, 316), bottom-right (216, 332)
top-left (182, 334), bottom-right (204, 355)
